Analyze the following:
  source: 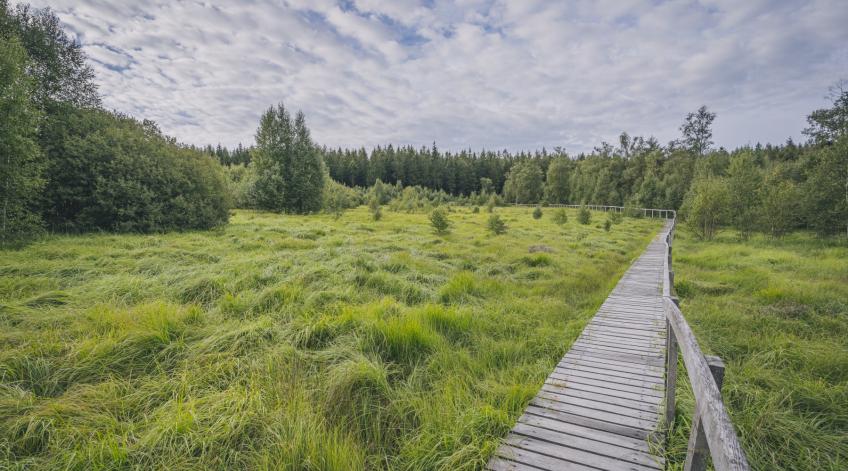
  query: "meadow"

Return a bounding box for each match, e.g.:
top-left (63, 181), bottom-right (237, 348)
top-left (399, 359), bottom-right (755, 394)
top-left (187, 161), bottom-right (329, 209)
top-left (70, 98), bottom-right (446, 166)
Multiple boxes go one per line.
top-left (667, 230), bottom-right (848, 470)
top-left (0, 207), bottom-right (661, 470)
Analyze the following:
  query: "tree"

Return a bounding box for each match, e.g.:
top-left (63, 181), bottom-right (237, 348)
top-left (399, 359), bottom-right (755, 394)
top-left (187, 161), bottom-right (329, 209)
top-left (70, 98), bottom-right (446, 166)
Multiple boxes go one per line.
top-left (552, 209), bottom-right (568, 225)
top-left (804, 80), bottom-right (848, 145)
top-left (578, 206), bottom-right (591, 225)
top-left (532, 206), bottom-right (543, 219)
top-left (679, 105), bottom-right (716, 156)
top-left (251, 104), bottom-right (324, 214)
top-left (1, 2), bottom-right (100, 109)
top-left (802, 135), bottom-right (848, 236)
top-left (544, 157), bottom-right (570, 203)
top-left (726, 151), bottom-right (762, 239)
top-left (369, 197), bottom-right (381, 221)
top-left (502, 161), bottom-right (544, 204)
top-left (429, 208), bottom-right (451, 235)
top-left (0, 37), bottom-right (43, 244)
top-left (760, 173), bottom-right (799, 238)
top-left (681, 176), bottom-right (730, 240)
top-left (487, 214), bottom-right (507, 235)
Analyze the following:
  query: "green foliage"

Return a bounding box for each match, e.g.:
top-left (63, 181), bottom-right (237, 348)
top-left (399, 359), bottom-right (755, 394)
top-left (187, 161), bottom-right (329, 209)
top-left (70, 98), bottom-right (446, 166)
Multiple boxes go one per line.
top-left (760, 171), bottom-right (800, 238)
top-left (544, 157), bottom-right (570, 203)
top-left (323, 176), bottom-right (361, 218)
top-left (39, 107), bottom-right (229, 232)
top-left (577, 206), bottom-right (591, 225)
top-left (610, 211), bottom-right (623, 224)
top-left (429, 208), bottom-right (451, 235)
top-left (552, 209), bottom-right (568, 225)
top-left (472, 206), bottom-right (480, 214)
top-left (485, 194), bottom-right (498, 213)
top-left (368, 197), bottom-right (381, 221)
top-left (531, 206), bottom-right (542, 220)
top-left (603, 219), bottom-right (611, 232)
top-left (804, 81), bottom-right (848, 145)
top-left (726, 151), bottom-right (763, 239)
top-left (678, 105), bottom-right (716, 156)
top-left (0, 37), bottom-right (43, 245)
top-left (252, 104), bottom-right (324, 214)
top-left (681, 176), bottom-right (730, 240)
top-left (502, 161), bottom-right (544, 204)
top-left (1, 2), bottom-right (100, 109)
top-left (802, 135), bottom-right (848, 236)
top-left (486, 214), bottom-right (507, 235)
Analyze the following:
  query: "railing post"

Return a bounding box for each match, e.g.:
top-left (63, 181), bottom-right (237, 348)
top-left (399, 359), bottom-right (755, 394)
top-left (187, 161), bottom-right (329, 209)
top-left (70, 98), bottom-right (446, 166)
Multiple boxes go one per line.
top-left (664, 316), bottom-right (679, 430)
top-left (684, 356), bottom-right (726, 471)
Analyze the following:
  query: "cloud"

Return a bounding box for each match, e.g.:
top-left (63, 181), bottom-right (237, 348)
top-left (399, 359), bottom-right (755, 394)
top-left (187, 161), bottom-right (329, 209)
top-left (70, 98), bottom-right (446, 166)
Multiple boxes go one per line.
top-left (25, 0), bottom-right (848, 153)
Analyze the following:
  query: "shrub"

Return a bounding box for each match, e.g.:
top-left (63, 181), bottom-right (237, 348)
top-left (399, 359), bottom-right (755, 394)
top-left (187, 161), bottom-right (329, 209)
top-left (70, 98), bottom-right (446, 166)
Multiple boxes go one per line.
top-left (429, 208), bottom-right (451, 235)
top-left (369, 197), bottom-right (382, 221)
top-left (552, 209), bottom-right (568, 225)
top-left (532, 206), bottom-right (543, 220)
top-left (40, 107), bottom-right (230, 233)
top-left (610, 212), bottom-right (623, 224)
top-left (578, 206), bottom-right (591, 225)
top-left (486, 194), bottom-right (498, 213)
top-left (487, 215), bottom-right (507, 235)
top-left (604, 219), bottom-right (612, 232)
top-left (472, 206), bottom-right (480, 214)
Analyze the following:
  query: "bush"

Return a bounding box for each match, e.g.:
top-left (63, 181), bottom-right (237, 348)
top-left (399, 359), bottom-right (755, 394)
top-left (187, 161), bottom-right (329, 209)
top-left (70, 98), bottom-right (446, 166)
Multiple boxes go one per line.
top-left (486, 194), bottom-right (498, 213)
top-left (552, 209), bottom-right (568, 225)
top-left (578, 206), bottom-right (591, 225)
top-left (323, 177), bottom-right (361, 218)
top-left (610, 212), bottom-right (623, 224)
top-left (532, 206), bottom-right (543, 220)
top-left (429, 208), bottom-right (451, 235)
top-left (472, 206), bottom-right (480, 214)
top-left (40, 107), bottom-right (230, 233)
top-left (487, 214), bottom-right (507, 235)
top-left (604, 219), bottom-right (612, 232)
top-left (369, 197), bottom-right (382, 221)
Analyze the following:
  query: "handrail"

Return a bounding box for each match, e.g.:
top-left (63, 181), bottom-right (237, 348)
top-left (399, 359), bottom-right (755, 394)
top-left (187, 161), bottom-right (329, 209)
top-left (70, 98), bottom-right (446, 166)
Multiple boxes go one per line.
top-left (660, 218), bottom-right (750, 471)
top-left (512, 203), bottom-right (677, 220)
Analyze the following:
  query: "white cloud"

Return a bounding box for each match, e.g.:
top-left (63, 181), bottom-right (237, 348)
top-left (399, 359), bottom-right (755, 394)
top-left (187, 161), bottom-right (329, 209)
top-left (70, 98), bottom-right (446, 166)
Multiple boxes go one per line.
top-left (24, 0), bottom-right (848, 153)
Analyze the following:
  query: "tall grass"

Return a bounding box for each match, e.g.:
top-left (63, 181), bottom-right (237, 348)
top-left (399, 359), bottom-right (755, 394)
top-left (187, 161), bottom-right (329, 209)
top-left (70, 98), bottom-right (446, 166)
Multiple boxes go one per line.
top-left (0, 207), bottom-right (659, 469)
top-left (668, 229), bottom-right (848, 470)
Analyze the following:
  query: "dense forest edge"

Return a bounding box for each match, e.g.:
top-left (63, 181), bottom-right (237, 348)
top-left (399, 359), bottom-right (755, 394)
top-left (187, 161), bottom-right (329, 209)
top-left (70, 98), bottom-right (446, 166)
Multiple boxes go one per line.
top-left (2, 0), bottom-right (846, 249)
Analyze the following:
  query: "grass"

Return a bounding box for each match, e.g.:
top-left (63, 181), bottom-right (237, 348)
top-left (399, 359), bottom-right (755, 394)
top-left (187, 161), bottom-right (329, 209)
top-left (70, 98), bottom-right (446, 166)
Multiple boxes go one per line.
top-left (0, 207), bottom-right (660, 470)
top-left (668, 229), bottom-right (848, 470)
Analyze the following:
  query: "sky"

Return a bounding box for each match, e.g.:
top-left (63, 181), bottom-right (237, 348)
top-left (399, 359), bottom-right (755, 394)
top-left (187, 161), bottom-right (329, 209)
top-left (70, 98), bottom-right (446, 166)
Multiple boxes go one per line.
top-left (27, 0), bottom-right (848, 154)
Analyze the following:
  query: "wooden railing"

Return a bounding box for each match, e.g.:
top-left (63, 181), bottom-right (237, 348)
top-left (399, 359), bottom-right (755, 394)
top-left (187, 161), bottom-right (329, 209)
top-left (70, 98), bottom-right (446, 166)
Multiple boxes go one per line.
top-left (514, 203), bottom-right (676, 220)
top-left (661, 216), bottom-right (750, 471)
top-left (523, 204), bottom-right (749, 470)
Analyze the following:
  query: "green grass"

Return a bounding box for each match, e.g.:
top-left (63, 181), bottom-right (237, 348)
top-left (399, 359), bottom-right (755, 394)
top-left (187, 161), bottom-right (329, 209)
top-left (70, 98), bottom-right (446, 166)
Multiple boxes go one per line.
top-left (0, 207), bottom-right (660, 470)
top-left (668, 229), bottom-right (848, 470)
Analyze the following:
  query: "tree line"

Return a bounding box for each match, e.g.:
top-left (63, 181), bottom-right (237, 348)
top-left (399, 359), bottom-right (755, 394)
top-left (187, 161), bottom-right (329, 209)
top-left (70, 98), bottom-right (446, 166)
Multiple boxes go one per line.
top-left (2, 1), bottom-right (845, 246)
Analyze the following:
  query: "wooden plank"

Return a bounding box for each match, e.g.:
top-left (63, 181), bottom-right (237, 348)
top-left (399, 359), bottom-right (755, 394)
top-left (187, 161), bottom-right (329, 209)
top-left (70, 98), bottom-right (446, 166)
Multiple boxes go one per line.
top-left (518, 413), bottom-right (654, 453)
top-left (504, 433), bottom-right (660, 471)
top-left (524, 405), bottom-right (651, 440)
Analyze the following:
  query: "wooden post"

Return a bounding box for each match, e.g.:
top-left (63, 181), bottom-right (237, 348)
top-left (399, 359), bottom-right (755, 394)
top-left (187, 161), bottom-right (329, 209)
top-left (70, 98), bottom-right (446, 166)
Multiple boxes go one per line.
top-left (664, 320), bottom-right (679, 430)
top-left (684, 356), bottom-right (726, 471)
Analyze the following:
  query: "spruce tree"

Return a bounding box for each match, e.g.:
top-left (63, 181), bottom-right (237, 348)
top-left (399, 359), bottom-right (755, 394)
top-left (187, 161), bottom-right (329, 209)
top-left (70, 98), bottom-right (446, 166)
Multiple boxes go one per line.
top-left (251, 104), bottom-right (324, 214)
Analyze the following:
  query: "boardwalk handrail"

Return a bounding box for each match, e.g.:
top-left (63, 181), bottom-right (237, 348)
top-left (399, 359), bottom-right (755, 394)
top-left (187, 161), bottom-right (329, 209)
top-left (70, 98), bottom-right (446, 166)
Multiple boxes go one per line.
top-left (526, 203), bottom-right (749, 470)
top-left (661, 217), bottom-right (750, 471)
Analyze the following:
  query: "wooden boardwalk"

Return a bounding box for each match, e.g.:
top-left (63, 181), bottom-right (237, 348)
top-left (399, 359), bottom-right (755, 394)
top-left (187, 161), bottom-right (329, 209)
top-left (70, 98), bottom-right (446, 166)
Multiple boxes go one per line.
top-left (488, 226), bottom-right (671, 471)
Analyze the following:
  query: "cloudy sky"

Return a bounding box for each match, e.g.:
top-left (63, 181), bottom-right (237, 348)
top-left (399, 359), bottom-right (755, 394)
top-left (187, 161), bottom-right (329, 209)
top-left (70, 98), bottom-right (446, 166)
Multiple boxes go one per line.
top-left (28, 0), bottom-right (848, 153)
